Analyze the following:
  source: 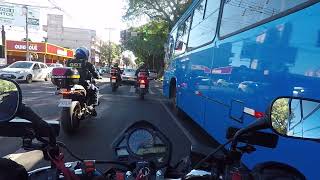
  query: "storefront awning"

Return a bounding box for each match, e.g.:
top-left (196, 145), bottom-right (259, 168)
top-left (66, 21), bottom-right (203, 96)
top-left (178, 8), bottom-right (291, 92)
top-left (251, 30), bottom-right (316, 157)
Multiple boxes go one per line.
top-left (6, 40), bottom-right (74, 59)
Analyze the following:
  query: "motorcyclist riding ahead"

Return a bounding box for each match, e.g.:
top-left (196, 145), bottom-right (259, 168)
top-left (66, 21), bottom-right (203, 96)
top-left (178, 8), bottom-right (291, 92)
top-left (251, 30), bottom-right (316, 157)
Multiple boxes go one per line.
top-left (66, 47), bottom-right (100, 113)
top-left (111, 63), bottom-right (122, 81)
top-left (135, 62), bottom-right (149, 78)
top-left (135, 63), bottom-right (149, 89)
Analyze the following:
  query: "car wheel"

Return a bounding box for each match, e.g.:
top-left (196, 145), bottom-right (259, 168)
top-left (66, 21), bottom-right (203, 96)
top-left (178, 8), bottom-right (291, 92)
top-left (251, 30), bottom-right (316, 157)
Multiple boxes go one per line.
top-left (44, 74), bottom-right (49, 81)
top-left (26, 75), bottom-right (32, 84)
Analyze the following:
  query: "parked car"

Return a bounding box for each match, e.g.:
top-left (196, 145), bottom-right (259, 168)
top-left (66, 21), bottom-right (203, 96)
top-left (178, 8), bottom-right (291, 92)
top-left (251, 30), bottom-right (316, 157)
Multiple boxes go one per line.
top-left (121, 68), bottom-right (136, 83)
top-left (0, 61), bottom-right (50, 83)
top-left (149, 70), bottom-right (158, 80)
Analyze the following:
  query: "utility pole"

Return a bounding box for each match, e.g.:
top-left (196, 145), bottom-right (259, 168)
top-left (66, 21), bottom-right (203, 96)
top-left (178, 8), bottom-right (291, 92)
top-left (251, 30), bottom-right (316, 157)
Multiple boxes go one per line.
top-left (1, 25), bottom-right (6, 65)
top-left (24, 5), bottom-right (30, 61)
top-left (108, 29), bottom-right (111, 66)
top-left (105, 28), bottom-right (115, 67)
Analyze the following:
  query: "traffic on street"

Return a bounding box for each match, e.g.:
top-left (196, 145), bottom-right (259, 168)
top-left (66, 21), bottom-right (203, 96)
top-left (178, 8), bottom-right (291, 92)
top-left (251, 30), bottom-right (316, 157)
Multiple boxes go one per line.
top-left (0, 0), bottom-right (320, 179)
top-left (0, 77), bottom-right (199, 169)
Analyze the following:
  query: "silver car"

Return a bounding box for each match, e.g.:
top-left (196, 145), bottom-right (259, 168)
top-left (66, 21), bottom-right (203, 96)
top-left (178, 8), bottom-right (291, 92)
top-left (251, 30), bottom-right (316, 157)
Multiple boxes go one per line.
top-left (121, 68), bottom-right (136, 83)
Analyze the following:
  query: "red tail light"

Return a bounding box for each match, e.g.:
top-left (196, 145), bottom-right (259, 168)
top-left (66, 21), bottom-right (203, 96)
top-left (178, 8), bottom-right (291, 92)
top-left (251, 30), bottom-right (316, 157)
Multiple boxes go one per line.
top-left (111, 76), bottom-right (117, 79)
top-left (140, 79), bottom-right (146, 84)
top-left (255, 112), bottom-right (264, 118)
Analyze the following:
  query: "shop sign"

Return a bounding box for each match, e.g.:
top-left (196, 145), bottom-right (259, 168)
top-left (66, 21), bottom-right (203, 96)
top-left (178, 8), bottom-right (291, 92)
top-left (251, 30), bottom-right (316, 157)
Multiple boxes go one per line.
top-left (14, 44), bottom-right (38, 51)
top-left (6, 40), bottom-right (45, 53)
top-left (0, 3), bottom-right (40, 30)
top-left (57, 49), bottom-right (67, 56)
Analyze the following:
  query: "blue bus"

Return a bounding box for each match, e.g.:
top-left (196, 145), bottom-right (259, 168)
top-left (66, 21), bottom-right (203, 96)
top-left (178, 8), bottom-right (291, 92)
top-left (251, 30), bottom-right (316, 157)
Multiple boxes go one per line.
top-left (163, 0), bottom-right (320, 179)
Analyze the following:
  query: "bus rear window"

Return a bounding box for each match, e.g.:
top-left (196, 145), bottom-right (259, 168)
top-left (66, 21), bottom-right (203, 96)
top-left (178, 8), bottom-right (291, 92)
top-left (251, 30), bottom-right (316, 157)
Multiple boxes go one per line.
top-left (220, 0), bottom-right (310, 37)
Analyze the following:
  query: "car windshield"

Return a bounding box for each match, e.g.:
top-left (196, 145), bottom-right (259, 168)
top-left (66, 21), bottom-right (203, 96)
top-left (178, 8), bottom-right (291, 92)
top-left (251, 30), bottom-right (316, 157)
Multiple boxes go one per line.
top-left (8, 62), bottom-right (33, 69)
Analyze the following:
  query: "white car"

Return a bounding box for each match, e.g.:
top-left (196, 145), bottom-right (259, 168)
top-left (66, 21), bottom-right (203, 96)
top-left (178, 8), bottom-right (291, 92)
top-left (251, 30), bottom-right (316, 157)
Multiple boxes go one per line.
top-left (148, 70), bottom-right (158, 80)
top-left (0, 61), bottom-right (50, 83)
top-left (121, 68), bottom-right (137, 83)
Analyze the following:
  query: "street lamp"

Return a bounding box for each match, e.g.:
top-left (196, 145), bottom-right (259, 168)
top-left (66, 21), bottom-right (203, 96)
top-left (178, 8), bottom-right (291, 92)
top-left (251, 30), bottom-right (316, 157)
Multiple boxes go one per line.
top-left (23, 5), bottom-right (30, 61)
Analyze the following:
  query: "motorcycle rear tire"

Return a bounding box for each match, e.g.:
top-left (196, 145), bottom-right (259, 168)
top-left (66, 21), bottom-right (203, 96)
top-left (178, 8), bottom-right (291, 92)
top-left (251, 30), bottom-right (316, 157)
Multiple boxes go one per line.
top-left (112, 84), bottom-right (117, 92)
top-left (61, 101), bottom-right (81, 134)
top-left (140, 93), bottom-right (145, 100)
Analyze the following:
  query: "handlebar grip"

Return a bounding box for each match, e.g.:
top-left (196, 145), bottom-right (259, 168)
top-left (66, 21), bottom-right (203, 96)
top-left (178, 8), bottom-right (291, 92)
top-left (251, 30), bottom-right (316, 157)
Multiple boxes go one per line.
top-left (0, 118), bottom-right (60, 138)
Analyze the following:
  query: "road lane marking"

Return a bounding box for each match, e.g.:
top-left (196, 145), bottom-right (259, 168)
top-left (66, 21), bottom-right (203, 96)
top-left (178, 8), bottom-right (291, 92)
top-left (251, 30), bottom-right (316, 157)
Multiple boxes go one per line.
top-left (129, 86), bottom-right (135, 93)
top-left (159, 100), bottom-right (196, 143)
top-left (99, 84), bottom-right (108, 90)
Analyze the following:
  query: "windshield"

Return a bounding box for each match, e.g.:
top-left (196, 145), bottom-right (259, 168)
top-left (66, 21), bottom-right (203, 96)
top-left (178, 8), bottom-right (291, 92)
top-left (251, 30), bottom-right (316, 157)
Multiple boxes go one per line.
top-left (8, 62), bottom-right (33, 69)
top-left (125, 69), bottom-right (135, 73)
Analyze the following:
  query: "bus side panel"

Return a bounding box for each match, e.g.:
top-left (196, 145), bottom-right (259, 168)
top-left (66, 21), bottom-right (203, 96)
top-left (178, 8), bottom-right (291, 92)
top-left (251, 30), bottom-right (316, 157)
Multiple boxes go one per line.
top-left (204, 3), bottom-right (320, 179)
top-left (179, 46), bottom-right (214, 126)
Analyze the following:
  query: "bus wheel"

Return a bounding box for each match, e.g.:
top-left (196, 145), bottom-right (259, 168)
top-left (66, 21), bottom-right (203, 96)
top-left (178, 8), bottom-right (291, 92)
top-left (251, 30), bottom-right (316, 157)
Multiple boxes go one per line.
top-left (170, 84), bottom-right (177, 110)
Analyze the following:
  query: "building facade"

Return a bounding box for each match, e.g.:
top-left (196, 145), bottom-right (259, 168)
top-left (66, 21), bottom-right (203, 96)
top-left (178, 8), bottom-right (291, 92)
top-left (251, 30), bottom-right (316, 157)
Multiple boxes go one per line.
top-left (6, 40), bottom-right (74, 64)
top-left (44, 14), bottom-right (96, 62)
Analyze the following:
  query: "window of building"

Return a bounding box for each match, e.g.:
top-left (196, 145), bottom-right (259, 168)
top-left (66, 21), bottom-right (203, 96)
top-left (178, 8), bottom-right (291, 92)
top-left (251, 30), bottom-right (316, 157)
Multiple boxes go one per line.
top-left (220, 0), bottom-right (309, 37)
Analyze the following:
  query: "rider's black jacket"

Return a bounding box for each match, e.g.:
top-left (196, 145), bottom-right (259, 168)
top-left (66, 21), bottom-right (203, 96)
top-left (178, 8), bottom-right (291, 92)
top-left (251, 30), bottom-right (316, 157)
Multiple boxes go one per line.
top-left (66, 59), bottom-right (99, 84)
top-left (135, 66), bottom-right (149, 77)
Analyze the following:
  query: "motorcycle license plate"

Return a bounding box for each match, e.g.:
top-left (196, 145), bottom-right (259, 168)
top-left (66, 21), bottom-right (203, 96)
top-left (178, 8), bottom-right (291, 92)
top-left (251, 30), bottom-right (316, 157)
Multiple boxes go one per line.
top-left (140, 84), bottom-right (146, 88)
top-left (111, 79), bottom-right (116, 83)
top-left (58, 99), bottom-right (72, 107)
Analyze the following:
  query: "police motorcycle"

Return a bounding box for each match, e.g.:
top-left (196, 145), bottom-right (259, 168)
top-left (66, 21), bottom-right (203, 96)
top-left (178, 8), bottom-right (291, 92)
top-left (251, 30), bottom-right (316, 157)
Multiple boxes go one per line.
top-left (0, 77), bottom-right (312, 179)
top-left (51, 67), bottom-right (99, 134)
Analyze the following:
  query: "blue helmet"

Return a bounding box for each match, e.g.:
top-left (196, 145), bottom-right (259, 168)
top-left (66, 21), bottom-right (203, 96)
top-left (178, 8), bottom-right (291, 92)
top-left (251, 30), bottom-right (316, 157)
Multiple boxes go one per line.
top-left (75, 47), bottom-right (89, 60)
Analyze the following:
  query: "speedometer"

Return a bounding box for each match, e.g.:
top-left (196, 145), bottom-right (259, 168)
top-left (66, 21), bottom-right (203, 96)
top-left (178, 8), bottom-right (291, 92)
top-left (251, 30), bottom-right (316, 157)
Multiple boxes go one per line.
top-left (128, 129), bottom-right (154, 155)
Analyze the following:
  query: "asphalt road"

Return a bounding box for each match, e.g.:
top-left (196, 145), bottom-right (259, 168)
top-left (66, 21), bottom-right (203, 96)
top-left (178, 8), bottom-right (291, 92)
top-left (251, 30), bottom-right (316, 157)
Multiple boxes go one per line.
top-left (0, 77), bottom-right (218, 172)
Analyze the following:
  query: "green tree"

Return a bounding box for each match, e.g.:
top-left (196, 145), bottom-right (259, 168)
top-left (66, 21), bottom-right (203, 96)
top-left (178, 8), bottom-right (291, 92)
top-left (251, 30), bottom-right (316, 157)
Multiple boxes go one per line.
top-left (122, 56), bottom-right (131, 67)
top-left (0, 80), bottom-right (18, 94)
top-left (124, 0), bottom-right (192, 28)
top-left (100, 42), bottom-right (121, 67)
top-left (271, 98), bottom-right (291, 135)
top-left (122, 20), bottom-right (169, 71)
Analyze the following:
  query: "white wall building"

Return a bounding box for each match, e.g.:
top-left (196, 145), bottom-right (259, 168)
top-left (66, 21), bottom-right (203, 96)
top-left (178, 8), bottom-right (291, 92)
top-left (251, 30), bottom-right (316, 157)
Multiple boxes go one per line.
top-left (44, 14), bottom-right (97, 62)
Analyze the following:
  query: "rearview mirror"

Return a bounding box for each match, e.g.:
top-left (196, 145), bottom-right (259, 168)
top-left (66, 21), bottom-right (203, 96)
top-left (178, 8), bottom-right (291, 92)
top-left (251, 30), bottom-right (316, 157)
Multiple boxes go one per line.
top-left (0, 78), bottom-right (21, 122)
top-left (270, 97), bottom-right (320, 141)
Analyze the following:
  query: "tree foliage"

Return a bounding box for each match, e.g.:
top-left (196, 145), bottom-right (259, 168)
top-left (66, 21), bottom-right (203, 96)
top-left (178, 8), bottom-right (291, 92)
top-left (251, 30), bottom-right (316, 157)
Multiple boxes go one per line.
top-left (122, 21), bottom-right (169, 71)
top-left (99, 42), bottom-right (121, 66)
top-left (271, 98), bottom-right (290, 135)
top-left (124, 0), bottom-right (192, 28)
top-left (0, 80), bottom-right (18, 105)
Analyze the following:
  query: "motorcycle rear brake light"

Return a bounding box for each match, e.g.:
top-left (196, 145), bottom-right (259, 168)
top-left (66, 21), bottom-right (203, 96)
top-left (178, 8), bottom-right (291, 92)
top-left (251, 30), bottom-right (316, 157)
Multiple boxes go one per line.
top-left (140, 80), bottom-right (146, 84)
top-left (112, 76), bottom-right (117, 79)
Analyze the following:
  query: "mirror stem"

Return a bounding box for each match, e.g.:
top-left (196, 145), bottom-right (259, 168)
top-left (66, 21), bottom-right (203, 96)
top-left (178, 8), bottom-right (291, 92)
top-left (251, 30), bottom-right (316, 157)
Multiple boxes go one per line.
top-left (17, 104), bottom-right (56, 144)
top-left (231, 117), bottom-right (269, 149)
